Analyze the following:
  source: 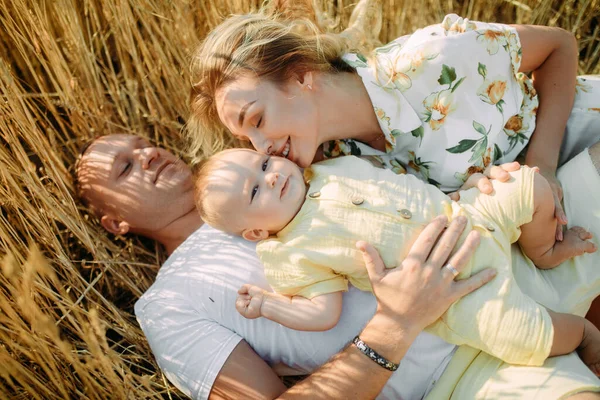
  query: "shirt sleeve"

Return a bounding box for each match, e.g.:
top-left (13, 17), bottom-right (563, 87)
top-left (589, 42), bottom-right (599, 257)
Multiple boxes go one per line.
top-left (135, 297), bottom-right (242, 400)
top-left (257, 241), bottom-right (348, 299)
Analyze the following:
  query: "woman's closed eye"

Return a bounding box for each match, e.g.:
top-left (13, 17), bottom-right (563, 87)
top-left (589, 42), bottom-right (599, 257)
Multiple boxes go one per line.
top-left (255, 116), bottom-right (263, 129)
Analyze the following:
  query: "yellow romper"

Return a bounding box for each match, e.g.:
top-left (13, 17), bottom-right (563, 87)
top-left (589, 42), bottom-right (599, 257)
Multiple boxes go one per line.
top-left (257, 155), bottom-right (550, 366)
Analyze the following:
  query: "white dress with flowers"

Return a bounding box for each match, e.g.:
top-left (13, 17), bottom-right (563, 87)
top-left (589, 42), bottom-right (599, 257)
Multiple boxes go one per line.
top-left (323, 14), bottom-right (600, 192)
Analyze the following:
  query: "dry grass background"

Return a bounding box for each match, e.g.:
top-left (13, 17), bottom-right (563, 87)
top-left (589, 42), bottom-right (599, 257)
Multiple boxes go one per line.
top-left (0, 0), bottom-right (598, 398)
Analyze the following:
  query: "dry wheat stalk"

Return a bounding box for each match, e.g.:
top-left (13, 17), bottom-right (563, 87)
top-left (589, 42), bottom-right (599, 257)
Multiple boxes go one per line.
top-left (0, 0), bottom-right (598, 398)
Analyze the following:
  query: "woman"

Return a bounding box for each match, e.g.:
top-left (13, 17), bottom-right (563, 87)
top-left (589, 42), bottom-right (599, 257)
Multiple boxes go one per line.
top-left (188, 11), bottom-right (599, 240)
top-left (185, 7), bottom-right (600, 398)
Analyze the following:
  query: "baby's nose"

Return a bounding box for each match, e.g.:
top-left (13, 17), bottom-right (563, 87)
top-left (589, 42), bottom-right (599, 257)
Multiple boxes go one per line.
top-left (266, 172), bottom-right (279, 187)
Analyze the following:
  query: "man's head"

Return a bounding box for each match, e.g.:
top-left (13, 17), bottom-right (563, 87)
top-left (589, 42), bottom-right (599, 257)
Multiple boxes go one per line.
top-left (75, 134), bottom-right (195, 237)
top-left (194, 148), bottom-right (307, 241)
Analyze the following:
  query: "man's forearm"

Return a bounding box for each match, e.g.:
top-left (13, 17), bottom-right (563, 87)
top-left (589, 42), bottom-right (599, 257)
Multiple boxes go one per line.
top-left (278, 312), bottom-right (420, 399)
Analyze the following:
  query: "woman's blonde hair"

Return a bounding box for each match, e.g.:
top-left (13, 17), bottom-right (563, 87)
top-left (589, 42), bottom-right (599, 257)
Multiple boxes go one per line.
top-left (186, 11), bottom-right (354, 164)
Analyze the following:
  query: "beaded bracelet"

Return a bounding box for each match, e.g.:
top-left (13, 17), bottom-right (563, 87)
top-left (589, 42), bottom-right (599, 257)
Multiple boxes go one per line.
top-left (352, 335), bottom-right (399, 371)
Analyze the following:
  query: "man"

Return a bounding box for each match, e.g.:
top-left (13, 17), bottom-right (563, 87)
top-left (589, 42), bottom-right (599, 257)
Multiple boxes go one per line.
top-left (76, 134), bottom-right (600, 399)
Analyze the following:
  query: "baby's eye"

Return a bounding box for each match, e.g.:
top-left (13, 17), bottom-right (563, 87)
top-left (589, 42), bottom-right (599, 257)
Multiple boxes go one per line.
top-left (251, 185), bottom-right (259, 201)
top-left (262, 158), bottom-right (269, 172)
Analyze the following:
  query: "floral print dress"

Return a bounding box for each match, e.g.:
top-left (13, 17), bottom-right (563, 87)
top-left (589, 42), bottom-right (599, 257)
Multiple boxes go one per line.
top-left (322, 13), bottom-right (599, 192)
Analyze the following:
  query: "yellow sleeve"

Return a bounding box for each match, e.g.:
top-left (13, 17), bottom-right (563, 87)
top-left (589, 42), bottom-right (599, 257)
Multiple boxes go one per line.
top-left (257, 240), bottom-right (348, 299)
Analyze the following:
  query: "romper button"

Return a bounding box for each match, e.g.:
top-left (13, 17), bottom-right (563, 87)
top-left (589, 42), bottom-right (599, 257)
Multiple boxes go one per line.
top-left (486, 224), bottom-right (495, 232)
top-left (397, 209), bottom-right (412, 219)
top-left (308, 191), bottom-right (321, 198)
top-left (351, 196), bottom-right (364, 206)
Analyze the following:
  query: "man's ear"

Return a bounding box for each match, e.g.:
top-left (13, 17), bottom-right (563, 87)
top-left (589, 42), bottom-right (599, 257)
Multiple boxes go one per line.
top-left (296, 71), bottom-right (314, 90)
top-left (242, 228), bottom-right (270, 242)
top-left (100, 215), bottom-right (130, 236)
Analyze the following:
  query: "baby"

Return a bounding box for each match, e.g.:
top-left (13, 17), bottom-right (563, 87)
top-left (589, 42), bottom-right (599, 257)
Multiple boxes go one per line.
top-left (195, 148), bottom-right (599, 369)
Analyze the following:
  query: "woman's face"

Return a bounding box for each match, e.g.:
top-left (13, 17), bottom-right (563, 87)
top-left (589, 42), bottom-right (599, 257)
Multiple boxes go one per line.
top-left (215, 74), bottom-right (320, 168)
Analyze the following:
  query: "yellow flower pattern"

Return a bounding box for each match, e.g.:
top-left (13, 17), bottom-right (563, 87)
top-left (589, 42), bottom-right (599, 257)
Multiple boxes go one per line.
top-left (423, 89), bottom-right (456, 131)
top-left (320, 14), bottom-right (600, 191)
top-left (477, 76), bottom-right (507, 106)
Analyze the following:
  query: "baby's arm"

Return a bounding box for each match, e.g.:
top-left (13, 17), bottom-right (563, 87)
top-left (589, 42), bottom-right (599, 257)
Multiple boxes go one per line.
top-left (519, 171), bottom-right (596, 268)
top-left (549, 310), bottom-right (600, 376)
top-left (235, 284), bottom-right (343, 331)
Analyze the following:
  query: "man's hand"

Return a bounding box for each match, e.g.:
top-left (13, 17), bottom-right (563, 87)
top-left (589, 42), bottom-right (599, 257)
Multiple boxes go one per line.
top-left (448, 162), bottom-right (521, 201)
top-left (236, 284), bottom-right (266, 319)
top-left (357, 215), bottom-right (497, 334)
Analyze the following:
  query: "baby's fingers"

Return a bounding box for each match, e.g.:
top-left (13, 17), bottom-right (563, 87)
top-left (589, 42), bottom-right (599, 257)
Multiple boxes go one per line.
top-left (238, 284), bottom-right (252, 295)
top-left (235, 296), bottom-right (250, 314)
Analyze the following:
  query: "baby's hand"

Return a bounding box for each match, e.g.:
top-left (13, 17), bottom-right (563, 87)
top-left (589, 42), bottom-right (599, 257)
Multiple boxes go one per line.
top-left (578, 320), bottom-right (600, 376)
top-left (235, 284), bottom-right (266, 319)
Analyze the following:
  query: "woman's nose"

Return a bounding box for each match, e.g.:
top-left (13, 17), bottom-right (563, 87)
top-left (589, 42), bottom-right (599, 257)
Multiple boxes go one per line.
top-left (248, 131), bottom-right (274, 155)
top-left (138, 147), bottom-right (159, 169)
top-left (266, 172), bottom-right (279, 188)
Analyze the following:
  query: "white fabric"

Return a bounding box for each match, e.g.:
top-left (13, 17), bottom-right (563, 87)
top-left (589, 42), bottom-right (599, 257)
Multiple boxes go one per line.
top-left (135, 224), bottom-right (455, 400)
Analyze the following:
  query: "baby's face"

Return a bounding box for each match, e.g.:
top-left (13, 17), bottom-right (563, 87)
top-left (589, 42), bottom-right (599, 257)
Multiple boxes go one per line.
top-left (209, 149), bottom-right (307, 238)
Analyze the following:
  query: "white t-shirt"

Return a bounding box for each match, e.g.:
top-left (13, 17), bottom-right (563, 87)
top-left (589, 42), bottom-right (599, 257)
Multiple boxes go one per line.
top-left (135, 225), bottom-right (455, 400)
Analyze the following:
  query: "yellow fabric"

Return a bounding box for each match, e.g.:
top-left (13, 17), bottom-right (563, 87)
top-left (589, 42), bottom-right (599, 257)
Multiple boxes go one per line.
top-left (426, 150), bottom-right (600, 399)
top-left (257, 156), bottom-right (553, 366)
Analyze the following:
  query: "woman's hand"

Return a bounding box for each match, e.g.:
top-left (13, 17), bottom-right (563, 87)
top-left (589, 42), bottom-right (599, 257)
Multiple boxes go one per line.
top-left (448, 162), bottom-right (521, 201)
top-left (356, 215), bottom-right (497, 333)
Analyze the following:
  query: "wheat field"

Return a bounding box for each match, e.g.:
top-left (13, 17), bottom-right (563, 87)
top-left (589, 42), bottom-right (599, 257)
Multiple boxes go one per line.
top-left (0, 0), bottom-right (598, 398)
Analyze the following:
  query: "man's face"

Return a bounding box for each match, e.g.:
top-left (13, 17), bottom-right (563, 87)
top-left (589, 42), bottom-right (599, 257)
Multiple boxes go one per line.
top-left (205, 149), bottom-right (306, 238)
top-left (77, 134), bottom-right (194, 235)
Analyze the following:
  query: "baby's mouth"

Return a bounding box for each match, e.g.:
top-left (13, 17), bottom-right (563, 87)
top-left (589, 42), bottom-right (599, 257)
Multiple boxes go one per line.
top-left (280, 176), bottom-right (289, 198)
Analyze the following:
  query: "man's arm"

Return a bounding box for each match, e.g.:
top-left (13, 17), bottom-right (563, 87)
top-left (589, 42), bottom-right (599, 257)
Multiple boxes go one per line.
top-left (212, 216), bottom-right (496, 399)
top-left (210, 340), bottom-right (287, 400)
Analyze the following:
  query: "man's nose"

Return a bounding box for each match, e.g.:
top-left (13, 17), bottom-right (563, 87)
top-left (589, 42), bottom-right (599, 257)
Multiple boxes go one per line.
top-left (266, 172), bottom-right (279, 188)
top-left (138, 147), bottom-right (159, 169)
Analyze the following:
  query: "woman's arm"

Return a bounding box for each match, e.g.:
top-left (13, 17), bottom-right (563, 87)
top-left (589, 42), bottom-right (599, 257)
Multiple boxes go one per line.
top-left (516, 24), bottom-right (578, 238)
top-left (212, 216), bottom-right (496, 399)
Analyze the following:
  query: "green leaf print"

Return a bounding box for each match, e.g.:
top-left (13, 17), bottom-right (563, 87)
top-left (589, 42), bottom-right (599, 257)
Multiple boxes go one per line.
top-left (446, 139), bottom-right (477, 153)
top-left (493, 144), bottom-right (502, 162)
top-left (472, 120), bottom-right (488, 136)
top-left (469, 137), bottom-right (488, 163)
top-left (411, 126), bottom-right (424, 140)
top-left (477, 62), bottom-right (487, 79)
top-left (427, 178), bottom-right (441, 187)
top-left (438, 64), bottom-right (457, 86)
top-left (345, 53), bottom-right (368, 68)
top-left (451, 77), bottom-right (465, 93)
top-left (376, 42), bottom-right (401, 54)
top-left (391, 129), bottom-right (403, 136)
top-left (496, 99), bottom-right (505, 114)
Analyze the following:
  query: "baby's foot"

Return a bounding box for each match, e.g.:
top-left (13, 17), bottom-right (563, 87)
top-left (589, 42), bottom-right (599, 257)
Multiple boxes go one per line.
top-left (532, 226), bottom-right (597, 269)
top-left (578, 320), bottom-right (600, 377)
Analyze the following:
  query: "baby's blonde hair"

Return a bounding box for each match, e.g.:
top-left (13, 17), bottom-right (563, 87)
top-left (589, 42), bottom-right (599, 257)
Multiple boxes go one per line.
top-left (186, 11), bottom-right (354, 164)
top-left (194, 149), bottom-right (247, 234)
